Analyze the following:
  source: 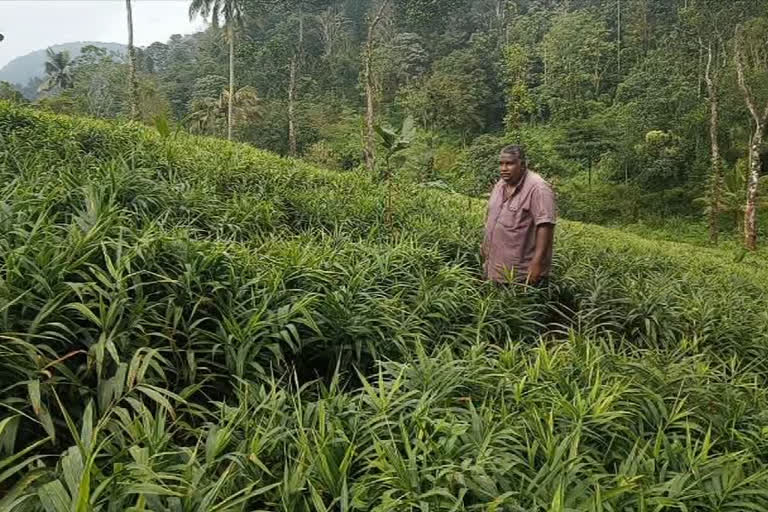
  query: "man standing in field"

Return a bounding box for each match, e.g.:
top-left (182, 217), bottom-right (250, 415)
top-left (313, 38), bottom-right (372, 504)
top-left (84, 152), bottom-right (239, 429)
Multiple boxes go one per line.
top-left (482, 145), bottom-right (556, 286)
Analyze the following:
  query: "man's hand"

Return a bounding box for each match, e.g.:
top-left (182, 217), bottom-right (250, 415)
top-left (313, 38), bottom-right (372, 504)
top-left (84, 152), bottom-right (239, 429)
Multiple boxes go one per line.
top-left (526, 259), bottom-right (544, 285)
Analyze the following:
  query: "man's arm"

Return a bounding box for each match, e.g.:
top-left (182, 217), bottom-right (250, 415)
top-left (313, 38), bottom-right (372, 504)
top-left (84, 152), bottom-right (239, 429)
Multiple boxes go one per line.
top-left (527, 223), bottom-right (554, 284)
top-left (526, 184), bottom-right (557, 284)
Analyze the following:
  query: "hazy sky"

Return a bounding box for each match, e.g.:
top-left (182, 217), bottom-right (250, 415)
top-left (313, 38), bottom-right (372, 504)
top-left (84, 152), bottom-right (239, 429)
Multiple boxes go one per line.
top-left (0, 0), bottom-right (206, 68)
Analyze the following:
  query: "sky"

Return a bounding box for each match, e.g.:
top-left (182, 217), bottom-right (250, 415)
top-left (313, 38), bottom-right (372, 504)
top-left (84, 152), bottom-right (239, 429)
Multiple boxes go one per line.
top-left (0, 0), bottom-right (207, 68)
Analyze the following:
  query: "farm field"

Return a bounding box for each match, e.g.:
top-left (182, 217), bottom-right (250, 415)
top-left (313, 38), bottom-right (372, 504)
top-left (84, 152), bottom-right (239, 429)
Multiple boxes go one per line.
top-left (2, 103), bottom-right (768, 510)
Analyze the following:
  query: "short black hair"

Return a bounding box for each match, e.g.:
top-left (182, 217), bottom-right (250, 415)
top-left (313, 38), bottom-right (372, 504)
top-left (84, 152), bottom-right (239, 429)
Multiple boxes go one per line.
top-left (500, 144), bottom-right (526, 162)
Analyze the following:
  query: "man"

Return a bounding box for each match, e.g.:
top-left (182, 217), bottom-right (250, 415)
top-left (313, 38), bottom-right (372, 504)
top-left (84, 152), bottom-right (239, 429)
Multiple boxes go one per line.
top-left (482, 145), bottom-right (556, 286)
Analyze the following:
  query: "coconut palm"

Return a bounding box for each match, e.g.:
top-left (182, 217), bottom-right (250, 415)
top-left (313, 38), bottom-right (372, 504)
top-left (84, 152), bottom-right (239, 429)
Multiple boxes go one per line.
top-left (188, 85), bottom-right (261, 136)
top-left (38, 49), bottom-right (74, 93)
top-left (126, 0), bottom-right (140, 121)
top-left (189, 0), bottom-right (247, 141)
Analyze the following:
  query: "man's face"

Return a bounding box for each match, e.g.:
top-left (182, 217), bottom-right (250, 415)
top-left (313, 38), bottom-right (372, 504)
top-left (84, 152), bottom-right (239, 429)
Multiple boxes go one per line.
top-left (500, 153), bottom-right (525, 185)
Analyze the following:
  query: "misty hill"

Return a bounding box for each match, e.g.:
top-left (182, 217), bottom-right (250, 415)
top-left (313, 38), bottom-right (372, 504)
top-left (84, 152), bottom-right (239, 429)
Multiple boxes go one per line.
top-left (0, 41), bottom-right (127, 86)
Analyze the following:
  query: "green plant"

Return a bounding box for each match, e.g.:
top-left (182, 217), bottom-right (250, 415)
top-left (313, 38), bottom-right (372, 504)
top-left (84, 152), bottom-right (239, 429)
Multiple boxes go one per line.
top-left (375, 116), bottom-right (415, 231)
top-left (2, 102), bottom-right (768, 511)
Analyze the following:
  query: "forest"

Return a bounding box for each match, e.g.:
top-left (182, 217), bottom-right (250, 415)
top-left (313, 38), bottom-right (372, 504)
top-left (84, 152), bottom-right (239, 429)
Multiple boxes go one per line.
top-left (1, 0), bottom-right (768, 510)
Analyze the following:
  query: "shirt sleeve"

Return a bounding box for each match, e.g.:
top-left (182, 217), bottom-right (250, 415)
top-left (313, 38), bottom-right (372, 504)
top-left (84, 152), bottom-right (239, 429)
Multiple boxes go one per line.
top-left (530, 184), bottom-right (557, 226)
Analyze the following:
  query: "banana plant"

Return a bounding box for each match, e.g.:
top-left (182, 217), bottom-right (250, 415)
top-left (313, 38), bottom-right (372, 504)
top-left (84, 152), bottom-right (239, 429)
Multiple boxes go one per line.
top-left (374, 116), bottom-right (415, 230)
top-left (375, 116), bottom-right (415, 181)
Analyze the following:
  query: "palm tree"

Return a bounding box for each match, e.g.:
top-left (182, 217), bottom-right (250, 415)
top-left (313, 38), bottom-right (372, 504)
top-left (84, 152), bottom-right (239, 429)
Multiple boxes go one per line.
top-left (188, 96), bottom-right (220, 134)
top-left (222, 85), bottom-right (261, 125)
top-left (126, 0), bottom-right (140, 121)
top-left (188, 86), bottom-right (261, 136)
top-left (38, 49), bottom-right (74, 93)
top-left (189, 0), bottom-right (247, 141)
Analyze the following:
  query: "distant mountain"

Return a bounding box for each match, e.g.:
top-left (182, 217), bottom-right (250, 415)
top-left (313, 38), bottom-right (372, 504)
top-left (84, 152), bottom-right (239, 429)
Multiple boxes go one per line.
top-left (0, 42), bottom-right (127, 86)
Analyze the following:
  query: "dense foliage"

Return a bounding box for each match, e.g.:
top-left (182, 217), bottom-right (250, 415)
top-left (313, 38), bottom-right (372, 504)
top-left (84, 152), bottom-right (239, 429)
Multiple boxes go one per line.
top-left (5, 0), bottom-right (768, 245)
top-left (2, 102), bottom-right (768, 510)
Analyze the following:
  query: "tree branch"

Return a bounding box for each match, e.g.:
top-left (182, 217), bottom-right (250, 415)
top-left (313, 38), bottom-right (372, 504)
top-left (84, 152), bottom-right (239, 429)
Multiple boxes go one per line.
top-left (735, 26), bottom-right (761, 126)
top-left (367, 0), bottom-right (391, 42)
top-left (704, 39), bottom-right (714, 93)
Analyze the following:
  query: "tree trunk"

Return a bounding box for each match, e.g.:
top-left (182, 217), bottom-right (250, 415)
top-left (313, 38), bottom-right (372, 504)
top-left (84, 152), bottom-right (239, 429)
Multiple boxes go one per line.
top-left (495, 0), bottom-right (507, 44)
top-left (735, 29), bottom-right (767, 250)
top-left (745, 132), bottom-right (762, 250)
top-left (126, 0), bottom-right (139, 121)
top-left (705, 43), bottom-right (723, 244)
top-left (288, 58), bottom-right (298, 156)
top-left (617, 0), bottom-right (621, 76)
top-left (364, 40), bottom-right (376, 173)
top-left (363, 0), bottom-right (391, 174)
top-left (288, 12), bottom-right (303, 157)
top-left (697, 44), bottom-right (703, 99)
top-left (228, 25), bottom-right (235, 141)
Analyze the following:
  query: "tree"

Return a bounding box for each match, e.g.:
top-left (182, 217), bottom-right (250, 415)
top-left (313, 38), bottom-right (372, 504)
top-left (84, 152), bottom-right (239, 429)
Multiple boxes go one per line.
top-left (70, 48), bottom-right (125, 118)
top-left (363, 0), bottom-right (392, 173)
top-left (539, 10), bottom-right (614, 120)
top-left (126, 0), bottom-right (140, 121)
top-left (189, 0), bottom-right (249, 141)
top-left (0, 82), bottom-right (26, 104)
top-left (188, 85), bottom-right (261, 136)
top-left (392, 0), bottom-right (467, 34)
top-left (734, 20), bottom-right (768, 250)
top-left (145, 42), bottom-right (170, 73)
top-left (503, 43), bottom-right (535, 132)
top-left (190, 75), bottom-right (229, 104)
top-left (703, 40), bottom-right (724, 243)
top-left (696, 160), bottom-right (768, 234)
top-left (286, 1), bottom-right (332, 155)
top-left (557, 117), bottom-right (616, 188)
top-left (400, 49), bottom-right (492, 137)
top-left (683, 0), bottom-right (749, 243)
top-left (221, 84), bottom-right (262, 126)
top-left (311, 5), bottom-right (356, 100)
top-left (153, 35), bottom-right (202, 119)
top-left (38, 49), bottom-right (74, 93)
top-left (288, 11), bottom-right (304, 155)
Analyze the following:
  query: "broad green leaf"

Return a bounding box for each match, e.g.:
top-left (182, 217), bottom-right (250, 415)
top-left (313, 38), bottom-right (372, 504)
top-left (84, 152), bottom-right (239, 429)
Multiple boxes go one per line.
top-left (62, 446), bottom-right (83, 497)
top-left (0, 415), bottom-right (19, 455)
top-left (38, 480), bottom-right (71, 512)
top-left (80, 401), bottom-right (94, 451)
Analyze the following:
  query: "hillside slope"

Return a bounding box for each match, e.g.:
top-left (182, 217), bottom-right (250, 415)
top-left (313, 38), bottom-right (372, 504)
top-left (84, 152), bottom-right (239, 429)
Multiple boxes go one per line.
top-left (0, 41), bottom-right (127, 87)
top-left (2, 103), bottom-right (768, 510)
top-left (3, 102), bottom-right (766, 349)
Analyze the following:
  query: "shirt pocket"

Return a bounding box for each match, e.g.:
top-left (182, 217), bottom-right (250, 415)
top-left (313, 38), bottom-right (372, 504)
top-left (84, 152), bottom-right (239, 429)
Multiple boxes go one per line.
top-left (499, 202), bottom-right (530, 229)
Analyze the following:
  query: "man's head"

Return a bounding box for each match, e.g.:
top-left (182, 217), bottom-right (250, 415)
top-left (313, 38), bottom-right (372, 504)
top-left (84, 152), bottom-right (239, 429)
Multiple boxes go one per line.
top-left (499, 145), bottom-right (527, 185)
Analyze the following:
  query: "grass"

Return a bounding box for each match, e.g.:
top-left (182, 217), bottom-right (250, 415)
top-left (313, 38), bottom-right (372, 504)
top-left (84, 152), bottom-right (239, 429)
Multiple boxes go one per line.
top-left (2, 101), bottom-right (768, 510)
top-left (604, 216), bottom-right (768, 260)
